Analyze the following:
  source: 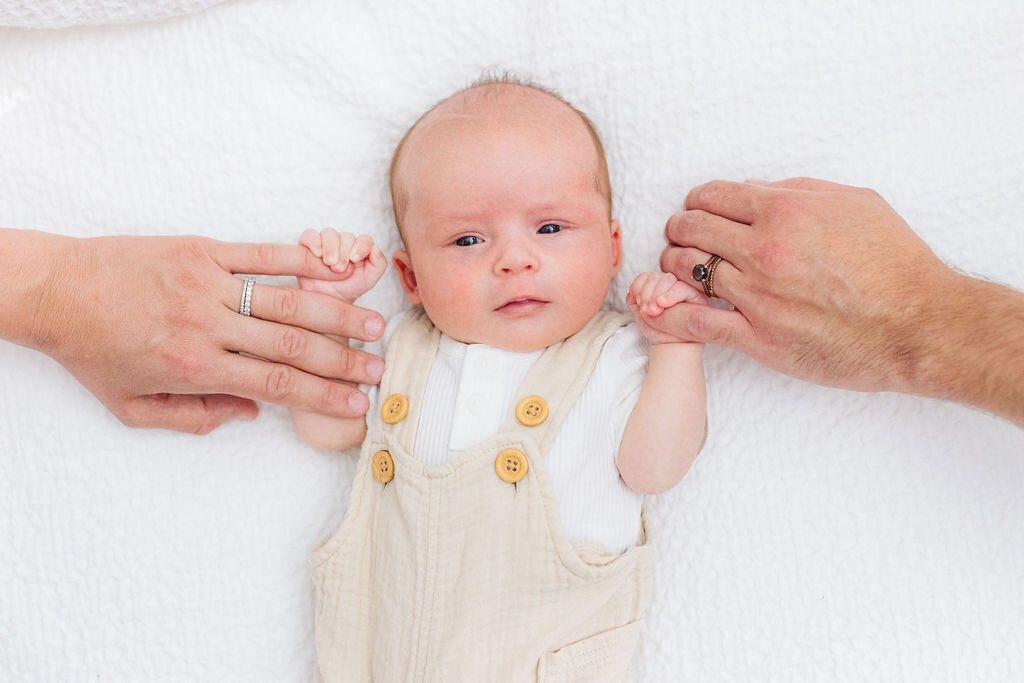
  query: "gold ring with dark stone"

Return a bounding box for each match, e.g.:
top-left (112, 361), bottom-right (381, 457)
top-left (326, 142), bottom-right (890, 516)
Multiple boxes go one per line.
top-left (692, 254), bottom-right (722, 298)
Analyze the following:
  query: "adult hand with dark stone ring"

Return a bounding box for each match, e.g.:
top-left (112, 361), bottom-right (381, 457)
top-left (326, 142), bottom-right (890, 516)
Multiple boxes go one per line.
top-left (0, 229), bottom-right (387, 434)
top-left (655, 177), bottom-right (1024, 427)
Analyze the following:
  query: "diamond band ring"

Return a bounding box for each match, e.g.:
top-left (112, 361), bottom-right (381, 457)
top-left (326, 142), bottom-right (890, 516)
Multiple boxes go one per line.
top-left (239, 276), bottom-right (255, 316)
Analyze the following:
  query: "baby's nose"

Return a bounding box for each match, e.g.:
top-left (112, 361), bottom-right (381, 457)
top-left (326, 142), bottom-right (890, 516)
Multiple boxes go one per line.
top-left (495, 242), bottom-right (539, 274)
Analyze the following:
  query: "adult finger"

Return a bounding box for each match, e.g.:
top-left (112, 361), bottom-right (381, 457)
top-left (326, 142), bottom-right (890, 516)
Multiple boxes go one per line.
top-left (660, 245), bottom-right (749, 306)
top-left (123, 393), bottom-right (259, 434)
top-left (664, 210), bottom-right (751, 268)
top-left (654, 301), bottom-right (756, 351)
top-left (212, 240), bottom-right (346, 279)
top-left (684, 179), bottom-right (771, 224)
top-left (216, 354), bottom-right (372, 418)
top-left (228, 281), bottom-right (385, 342)
top-left (224, 313), bottom-right (386, 385)
top-left (758, 176), bottom-right (858, 192)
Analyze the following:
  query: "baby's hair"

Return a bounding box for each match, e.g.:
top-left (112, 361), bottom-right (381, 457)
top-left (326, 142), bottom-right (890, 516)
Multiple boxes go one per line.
top-left (388, 72), bottom-right (613, 242)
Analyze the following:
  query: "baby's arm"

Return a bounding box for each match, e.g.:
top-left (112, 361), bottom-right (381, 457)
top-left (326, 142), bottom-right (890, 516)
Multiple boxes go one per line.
top-left (290, 229), bottom-right (387, 451)
top-left (617, 272), bottom-right (708, 495)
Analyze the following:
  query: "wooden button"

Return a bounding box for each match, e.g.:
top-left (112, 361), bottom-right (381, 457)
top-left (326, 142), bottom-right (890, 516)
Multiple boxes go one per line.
top-left (494, 448), bottom-right (529, 484)
top-left (515, 395), bottom-right (548, 427)
top-left (372, 450), bottom-right (395, 483)
top-left (381, 393), bottom-right (409, 424)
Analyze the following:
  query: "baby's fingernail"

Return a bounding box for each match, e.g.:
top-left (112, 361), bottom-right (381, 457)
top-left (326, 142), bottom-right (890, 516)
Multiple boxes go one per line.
top-left (348, 392), bottom-right (369, 414)
top-left (367, 359), bottom-right (385, 381)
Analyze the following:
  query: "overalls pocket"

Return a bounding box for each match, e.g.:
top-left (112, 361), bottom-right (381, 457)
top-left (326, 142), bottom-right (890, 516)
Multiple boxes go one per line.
top-left (536, 618), bottom-right (642, 682)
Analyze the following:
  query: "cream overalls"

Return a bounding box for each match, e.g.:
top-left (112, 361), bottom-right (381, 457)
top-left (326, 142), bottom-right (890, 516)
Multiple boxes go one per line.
top-left (309, 310), bottom-right (653, 682)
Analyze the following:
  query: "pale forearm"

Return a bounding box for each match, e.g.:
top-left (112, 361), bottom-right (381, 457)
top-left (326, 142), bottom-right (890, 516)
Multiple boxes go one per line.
top-left (618, 342), bottom-right (707, 495)
top-left (907, 273), bottom-right (1024, 426)
top-left (0, 229), bottom-right (76, 353)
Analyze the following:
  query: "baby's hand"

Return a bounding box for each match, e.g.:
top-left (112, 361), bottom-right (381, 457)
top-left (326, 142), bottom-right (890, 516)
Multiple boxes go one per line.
top-left (297, 229), bottom-right (387, 303)
top-left (627, 271), bottom-right (707, 344)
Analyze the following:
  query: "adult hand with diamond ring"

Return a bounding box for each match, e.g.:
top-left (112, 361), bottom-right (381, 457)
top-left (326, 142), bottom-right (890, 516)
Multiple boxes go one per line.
top-left (0, 229), bottom-right (387, 434)
top-left (656, 177), bottom-right (1024, 426)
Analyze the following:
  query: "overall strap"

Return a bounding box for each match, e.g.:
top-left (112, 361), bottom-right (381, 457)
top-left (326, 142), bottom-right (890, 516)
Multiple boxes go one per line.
top-left (375, 308), bottom-right (439, 456)
top-left (499, 310), bottom-right (631, 457)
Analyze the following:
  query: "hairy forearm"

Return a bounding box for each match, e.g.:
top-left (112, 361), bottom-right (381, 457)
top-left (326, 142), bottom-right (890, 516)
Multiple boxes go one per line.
top-left (0, 229), bottom-right (86, 355)
top-left (907, 273), bottom-right (1024, 426)
top-left (618, 342), bottom-right (707, 495)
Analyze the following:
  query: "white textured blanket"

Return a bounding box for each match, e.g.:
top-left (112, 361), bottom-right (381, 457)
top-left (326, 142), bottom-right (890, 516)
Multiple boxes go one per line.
top-left (1, 1), bottom-right (1022, 681)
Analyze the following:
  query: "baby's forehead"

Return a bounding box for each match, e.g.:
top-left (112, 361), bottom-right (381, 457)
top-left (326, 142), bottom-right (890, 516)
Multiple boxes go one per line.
top-left (408, 84), bottom-right (593, 152)
top-left (390, 82), bottom-right (614, 229)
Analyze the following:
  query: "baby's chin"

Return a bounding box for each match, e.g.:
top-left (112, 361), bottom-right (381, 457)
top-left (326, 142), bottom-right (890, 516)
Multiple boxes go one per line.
top-left (446, 325), bottom-right (585, 352)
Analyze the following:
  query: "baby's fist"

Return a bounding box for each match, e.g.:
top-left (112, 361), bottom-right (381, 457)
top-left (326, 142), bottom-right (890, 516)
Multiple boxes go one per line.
top-left (627, 272), bottom-right (706, 344)
top-left (297, 228), bottom-right (387, 303)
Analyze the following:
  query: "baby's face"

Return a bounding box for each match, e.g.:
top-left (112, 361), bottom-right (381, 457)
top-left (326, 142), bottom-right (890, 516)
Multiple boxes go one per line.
top-left (392, 89), bottom-right (621, 352)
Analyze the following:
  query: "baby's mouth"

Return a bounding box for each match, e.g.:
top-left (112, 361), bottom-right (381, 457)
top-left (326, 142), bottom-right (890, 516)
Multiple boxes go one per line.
top-left (495, 297), bottom-right (548, 315)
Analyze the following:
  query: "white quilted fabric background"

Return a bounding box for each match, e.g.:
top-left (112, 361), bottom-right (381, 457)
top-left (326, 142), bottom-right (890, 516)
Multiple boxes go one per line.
top-left (0, 0), bottom-right (230, 28)
top-left (1, 1), bottom-right (1023, 681)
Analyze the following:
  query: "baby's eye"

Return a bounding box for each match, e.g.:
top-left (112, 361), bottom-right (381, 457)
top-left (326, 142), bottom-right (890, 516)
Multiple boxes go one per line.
top-left (538, 223), bottom-right (562, 234)
top-left (455, 235), bottom-right (482, 247)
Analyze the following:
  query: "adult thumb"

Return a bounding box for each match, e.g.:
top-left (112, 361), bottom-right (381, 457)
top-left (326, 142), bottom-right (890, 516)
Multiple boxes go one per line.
top-left (126, 393), bottom-right (259, 434)
top-left (655, 303), bottom-right (754, 351)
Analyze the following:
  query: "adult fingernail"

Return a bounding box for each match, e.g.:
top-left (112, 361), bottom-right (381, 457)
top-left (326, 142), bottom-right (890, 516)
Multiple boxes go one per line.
top-left (348, 391), bottom-right (369, 414)
top-left (367, 359), bottom-right (384, 381)
top-left (365, 317), bottom-right (384, 339)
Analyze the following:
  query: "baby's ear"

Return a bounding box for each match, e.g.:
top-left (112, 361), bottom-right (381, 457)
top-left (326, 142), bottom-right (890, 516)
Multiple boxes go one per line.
top-left (610, 219), bottom-right (623, 275)
top-left (392, 250), bottom-right (422, 305)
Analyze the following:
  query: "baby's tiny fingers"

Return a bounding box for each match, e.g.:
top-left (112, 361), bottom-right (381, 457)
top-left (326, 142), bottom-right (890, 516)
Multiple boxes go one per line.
top-left (657, 280), bottom-right (707, 307)
top-left (368, 244), bottom-right (387, 269)
top-left (640, 274), bottom-right (664, 309)
top-left (335, 233), bottom-right (356, 272)
top-left (322, 228), bottom-right (341, 266)
top-left (349, 234), bottom-right (374, 262)
top-left (298, 229), bottom-right (323, 257)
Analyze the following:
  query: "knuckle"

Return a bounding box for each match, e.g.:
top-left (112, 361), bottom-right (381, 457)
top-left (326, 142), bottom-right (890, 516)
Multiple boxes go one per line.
top-left (696, 180), bottom-right (729, 209)
top-left (332, 302), bottom-right (353, 334)
top-left (172, 236), bottom-right (209, 263)
top-left (767, 193), bottom-right (806, 223)
top-left (337, 346), bottom-right (358, 378)
top-left (275, 327), bottom-right (307, 360)
top-left (752, 239), bottom-right (791, 276)
top-left (665, 211), bottom-right (697, 243)
top-left (687, 308), bottom-right (722, 344)
top-left (273, 288), bottom-right (300, 320)
top-left (322, 380), bottom-right (348, 412)
top-left (265, 365), bottom-right (295, 400)
top-left (160, 347), bottom-right (206, 383)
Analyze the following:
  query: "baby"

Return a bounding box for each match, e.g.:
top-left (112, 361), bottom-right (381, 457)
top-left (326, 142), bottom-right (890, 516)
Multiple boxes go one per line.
top-left (292, 79), bottom-right (707, 681)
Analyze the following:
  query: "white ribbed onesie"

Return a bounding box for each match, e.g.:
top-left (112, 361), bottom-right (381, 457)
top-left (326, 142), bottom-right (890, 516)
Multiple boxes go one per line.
top-left (363, 310), bottom-right (647, 553)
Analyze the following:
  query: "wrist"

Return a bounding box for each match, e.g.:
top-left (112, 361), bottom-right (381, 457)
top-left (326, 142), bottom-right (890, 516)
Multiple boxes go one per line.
top-left (647, 339), bottom-right (704, 361)
top-left (0, 230), bottom-right (81, 356)
top-left (898, 271), bottom-right (1024, 409)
